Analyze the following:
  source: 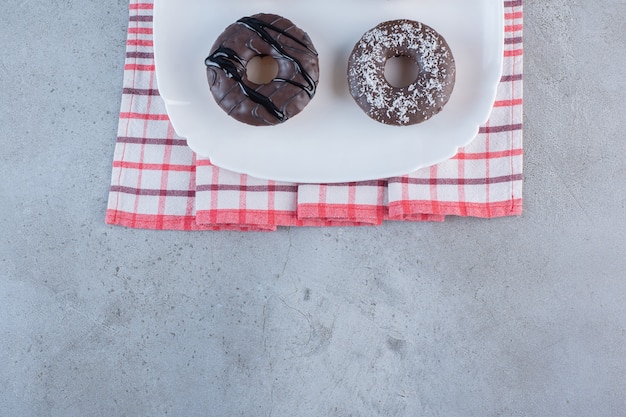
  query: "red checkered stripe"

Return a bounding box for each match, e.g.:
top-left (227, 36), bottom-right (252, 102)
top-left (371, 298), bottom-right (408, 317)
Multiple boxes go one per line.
top-left (106, 0), bottom-right (201, 230)
top-left (194, 158), bottom-right (296, 230)
top-left (194, 160), bottom-right (386, 229)
top-left (107, 0), bottom-right (523, 230)
top-left (107, 1), bottom-right (287, 231)
top-left (384, 0), bottom-right (523, 220)
top-left (296, 181), bottom-right (390, 225)
top-left (296, 1), bottom-right (523, 222)
top-left (195, 160), bottom-right (400, 228)
top-left (218, 1), bottom-right (524, 226)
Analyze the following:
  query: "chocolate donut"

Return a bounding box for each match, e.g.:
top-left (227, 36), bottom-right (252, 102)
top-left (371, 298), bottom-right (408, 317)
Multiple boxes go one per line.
top-left (205, 13), bottom-right (319, 126)
top-left (347, 20), bottom-right (456, 126)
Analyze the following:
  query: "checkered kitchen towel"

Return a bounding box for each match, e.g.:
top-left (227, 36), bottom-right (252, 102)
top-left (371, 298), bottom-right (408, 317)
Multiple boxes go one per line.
top-left (106, 0), bottom-right (523, 231)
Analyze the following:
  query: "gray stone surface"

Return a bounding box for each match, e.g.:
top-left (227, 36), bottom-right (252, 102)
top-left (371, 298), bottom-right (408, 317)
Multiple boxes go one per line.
top-left (1, 0), bottom-right (625, 416)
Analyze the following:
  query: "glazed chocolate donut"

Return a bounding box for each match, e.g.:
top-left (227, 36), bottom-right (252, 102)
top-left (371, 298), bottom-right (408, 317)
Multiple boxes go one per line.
top-left (347, 20), bottom-right (456, 126)
top-left (205, 13), bottom-right (319, 126)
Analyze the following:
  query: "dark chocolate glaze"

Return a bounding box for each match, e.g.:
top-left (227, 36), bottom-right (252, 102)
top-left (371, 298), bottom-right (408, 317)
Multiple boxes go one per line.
top-left (205, 14), bottom-right (319, 126)
top-left (206, 46), bottom-right (285, 122)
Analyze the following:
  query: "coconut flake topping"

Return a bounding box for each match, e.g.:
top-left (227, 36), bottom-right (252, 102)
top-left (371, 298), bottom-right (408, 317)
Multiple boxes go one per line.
top-left (348, 20), bottom-right (456, 125)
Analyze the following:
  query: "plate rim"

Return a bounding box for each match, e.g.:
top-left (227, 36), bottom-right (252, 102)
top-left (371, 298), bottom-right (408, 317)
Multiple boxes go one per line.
top-left (153, 0), bottom-right (504, 183)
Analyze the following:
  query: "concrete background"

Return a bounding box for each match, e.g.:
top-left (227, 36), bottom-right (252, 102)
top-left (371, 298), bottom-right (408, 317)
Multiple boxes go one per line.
top-left (1, 0), bottom-right (625, 416)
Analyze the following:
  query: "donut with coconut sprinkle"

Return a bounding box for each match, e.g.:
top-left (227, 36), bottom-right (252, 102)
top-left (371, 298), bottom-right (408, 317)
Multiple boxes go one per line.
top-left (347, 19), bottom-right (456, 126)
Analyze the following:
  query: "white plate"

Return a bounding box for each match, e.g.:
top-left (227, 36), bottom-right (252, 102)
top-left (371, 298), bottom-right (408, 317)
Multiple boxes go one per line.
top-left (154, 0), bottom-right (504, 183)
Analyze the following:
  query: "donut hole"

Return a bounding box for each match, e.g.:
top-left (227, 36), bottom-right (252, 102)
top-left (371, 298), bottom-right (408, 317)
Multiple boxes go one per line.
top-left (384, 55), bottom-right (420, 88)
top-left (246, 55), bottom-right (279, 85)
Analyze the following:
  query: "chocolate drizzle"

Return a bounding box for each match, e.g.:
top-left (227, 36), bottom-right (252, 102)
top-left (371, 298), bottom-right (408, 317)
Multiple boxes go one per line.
top-left (206, 47), bottom-right (285, 122)
top-left (205, 14), bottom-right (319, 126)
top-left (236, 17), bottom-right (317, 98)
